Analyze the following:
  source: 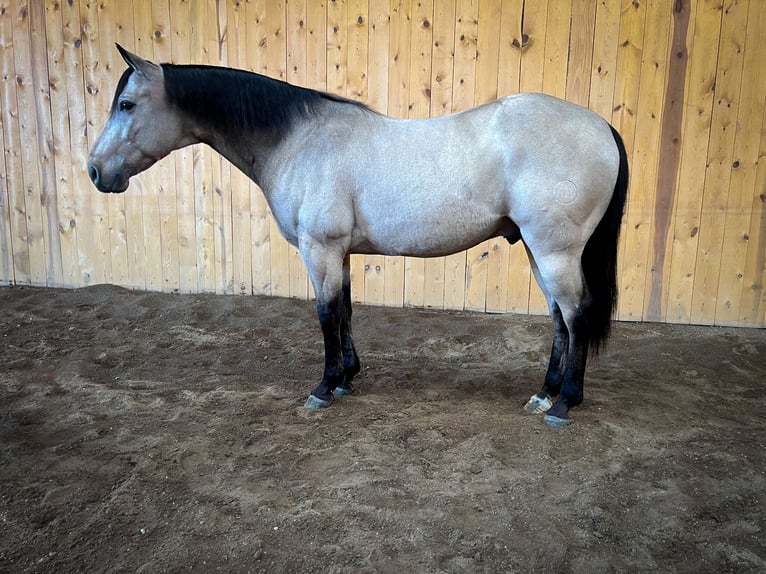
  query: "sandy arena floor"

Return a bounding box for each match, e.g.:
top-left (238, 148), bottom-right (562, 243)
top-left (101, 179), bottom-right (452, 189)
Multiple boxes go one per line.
top-left (1, 285), bottom-right (764, 573)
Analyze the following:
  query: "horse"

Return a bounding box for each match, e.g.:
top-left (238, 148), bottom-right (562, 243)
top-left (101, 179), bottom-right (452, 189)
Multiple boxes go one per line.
top-left (88, 44), bottom-right (628, 428)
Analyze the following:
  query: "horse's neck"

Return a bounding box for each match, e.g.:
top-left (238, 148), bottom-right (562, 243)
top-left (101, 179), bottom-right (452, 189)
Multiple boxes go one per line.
top-left (197, 127), bottom-right (281, 187)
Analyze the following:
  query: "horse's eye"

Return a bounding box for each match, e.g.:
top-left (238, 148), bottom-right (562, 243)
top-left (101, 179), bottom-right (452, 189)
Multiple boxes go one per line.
top-left (119, 100), bottom-right (135, 112)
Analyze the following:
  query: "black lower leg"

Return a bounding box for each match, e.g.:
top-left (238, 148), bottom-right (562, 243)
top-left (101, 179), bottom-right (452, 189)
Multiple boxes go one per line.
top-left (547, 308), bottom-right (589, 420)
top-left (540, 303), bottom-right (568, 399)
top-left (338, 261), bottom-right (360, 391)
top-left (310, 295), bottom-right (345, 402)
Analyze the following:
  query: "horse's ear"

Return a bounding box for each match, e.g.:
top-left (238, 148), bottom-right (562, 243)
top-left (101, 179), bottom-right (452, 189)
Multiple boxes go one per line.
top-left (115, 43), bottom-right (160, 80)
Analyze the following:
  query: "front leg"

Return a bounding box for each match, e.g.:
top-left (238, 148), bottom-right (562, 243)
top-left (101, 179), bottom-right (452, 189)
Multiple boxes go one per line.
top-left (301, 241), bottom-right (351, 410)
top-left (304, 293), bottom-right (347, 408)
top-left (333, 257), bottom-right (360, 397)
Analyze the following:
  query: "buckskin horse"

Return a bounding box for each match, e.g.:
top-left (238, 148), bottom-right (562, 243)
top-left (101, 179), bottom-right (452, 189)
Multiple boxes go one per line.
top-left (88, 45), bottom-right (628, 428)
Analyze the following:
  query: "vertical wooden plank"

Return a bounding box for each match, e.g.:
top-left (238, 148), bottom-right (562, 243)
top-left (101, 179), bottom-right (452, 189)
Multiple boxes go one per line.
top-left (0, 0), bottom-right (13, 285)
top-left (62, 0), bottom-right (98, 287)
top-left (565, 0), bottom-right (596, 106)
top-left (287, 0), bottom-right (310, 299)
top-left (327, 0), bottom-right (347, 97)
top-left (12, 0), bottom-right (49, 285)
top-left (403, 0), bottom-right (433, 308)
top-left (611, 0), bottom-right (646, 318)
top-left (612, 0), bottom-right (647, 144)
top-left (627, 0), bottom-right (673, 321)
top-left (519, 0), bottom-right (549, 107)
top-left (0, 57), bottom-right (11, 284)
top-left (388, 0), bottom-right (411, 116)
top-left (266, 0), bottom-right (290, 298)
top-left (445, 0), bottom-right (477, 311)
top-left (29, 0), bottom-right (63, 287)
top-left (496, 0), bottom-right (523, 99)
top-left (589, 0), bottom-right (620, 119)
top-left (428, 0), bottom-right (455, 117)
top-left (542, 0), bottom-right (570, 100)
top-left (132, 0), bottom-right (164, 291)
top-left (737, 0), bottom-right (766, 327)
top-left (169, 0), bottom-right (198, 293)
top-left (642, 0), bottom-right (692, 322)
top-left (347, 0), bottom-right (368, 101)
top-left (1, 0), bottom-right (30, 285)
top-left (94, 0), bottom-right (131, 287)
top-left (364, 0), bottom-right (390, 305)
top-left (738, 90), bottom-right (766, 326)
top-left (616, 0), bottom-right (669, 321)
top-left (114, 0), bottom-right (146, 290)
top-left (469, 0), bottom-right (501, 313)
top-left (422, 0), bottom-right (455, 309)
top-left (246, 0), bottom-right (273, 296)
top-left (407, 0), bottom-right (433, 118)
top-left (204, 0), bottom-right (229, 295)
top-left (690, 0), bottom-right (749, 324)
top-left (347, 0), bottom-right (368, 304)
top-left (384, 0), bottom-right (411, 308)
top-left (306, 0), bottom-right (327, 93)
top-left (715, 0), bottom-right (766, 324)
top-left (227, 2), bottom-right (253, 295)
top-left (81, 0), bottom-right (113, 285)
top-left (189, 0), bottom-right (216, 292)
top-left (150, 0), bottom-right (181, 293)
top-left (210, 0), bottom-right (234, 295)
top-left (228, 0), bottom-right (253, 296)
top-left (42, 1), bottom-right (74, 287)
top-left (0, 108), bottom-right (10, 284)
top-left (665, 0), bottom-right (722, 323)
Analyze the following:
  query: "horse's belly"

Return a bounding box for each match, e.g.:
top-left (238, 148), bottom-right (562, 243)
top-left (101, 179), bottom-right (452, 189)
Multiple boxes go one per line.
top-left (352, 206), bottom-right (513, 257)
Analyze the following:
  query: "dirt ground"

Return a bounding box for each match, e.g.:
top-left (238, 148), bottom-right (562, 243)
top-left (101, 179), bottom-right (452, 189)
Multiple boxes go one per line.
top-left (1, 285), bottom-right (765, 573)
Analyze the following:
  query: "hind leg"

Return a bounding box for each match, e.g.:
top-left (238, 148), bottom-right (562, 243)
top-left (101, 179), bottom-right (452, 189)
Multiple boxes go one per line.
top-left (544, 307), bottom-right (590, 427)
top-left (525, 248), bottom-right (591, 427)
top-left (523, 250), bottom-right (568, 414)
top-left (524, 302), bottom-right (569, 414)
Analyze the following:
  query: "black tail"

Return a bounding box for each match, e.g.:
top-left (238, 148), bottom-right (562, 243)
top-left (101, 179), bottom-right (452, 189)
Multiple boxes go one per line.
top-left (582, 124), bottom-right (629, 354)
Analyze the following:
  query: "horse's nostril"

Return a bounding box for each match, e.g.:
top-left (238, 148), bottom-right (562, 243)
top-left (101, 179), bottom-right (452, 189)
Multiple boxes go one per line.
top-left (88, 164), bottom-right (99, 185)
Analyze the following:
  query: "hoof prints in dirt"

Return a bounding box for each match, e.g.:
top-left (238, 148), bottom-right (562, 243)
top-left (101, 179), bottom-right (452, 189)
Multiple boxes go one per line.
top-left (1, 285), bottom-right (765, 573)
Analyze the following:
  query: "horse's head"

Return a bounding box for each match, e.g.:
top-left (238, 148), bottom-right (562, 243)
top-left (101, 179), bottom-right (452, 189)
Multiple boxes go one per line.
top-left (88, 45), bottom-right (189, 193)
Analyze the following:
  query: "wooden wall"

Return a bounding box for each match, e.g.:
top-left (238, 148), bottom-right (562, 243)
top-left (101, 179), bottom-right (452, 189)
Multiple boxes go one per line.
top-left (1, 0), bottom-right (764, 327)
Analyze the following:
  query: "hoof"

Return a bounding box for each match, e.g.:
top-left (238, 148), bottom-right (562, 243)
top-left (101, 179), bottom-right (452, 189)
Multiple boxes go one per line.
top-left (332, 383), bottom-right (354, 397)
top-left (524, 393), bottom-right (552, 415)
top-left (544, 414), bottom-right (573, 429)
top-left (304, 394), bottom-right (333, 410)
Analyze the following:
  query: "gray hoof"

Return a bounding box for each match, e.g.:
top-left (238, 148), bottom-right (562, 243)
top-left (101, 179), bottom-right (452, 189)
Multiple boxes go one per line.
top-left (524, 393), bottom-right (552, 415)
top-left (544, 414), bottom-right (573, 429)
top-left (304, 394), bottom-right (333, 410)
top-left (332, 384), bottom-right (353, 397)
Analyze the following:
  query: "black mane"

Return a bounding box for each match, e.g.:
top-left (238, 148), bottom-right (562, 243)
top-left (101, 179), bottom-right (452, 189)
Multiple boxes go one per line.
top-left (159, 64), bottom-right (369, 134)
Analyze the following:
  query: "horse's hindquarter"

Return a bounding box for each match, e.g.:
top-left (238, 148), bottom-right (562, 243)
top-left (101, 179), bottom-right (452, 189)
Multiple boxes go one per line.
top-left (498, 94), bottom-right (620, 251)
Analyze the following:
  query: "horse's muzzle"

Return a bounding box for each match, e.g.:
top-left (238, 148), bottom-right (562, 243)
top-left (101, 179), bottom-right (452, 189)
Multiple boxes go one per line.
top-left (88, 161), bottom-right (128, 194)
